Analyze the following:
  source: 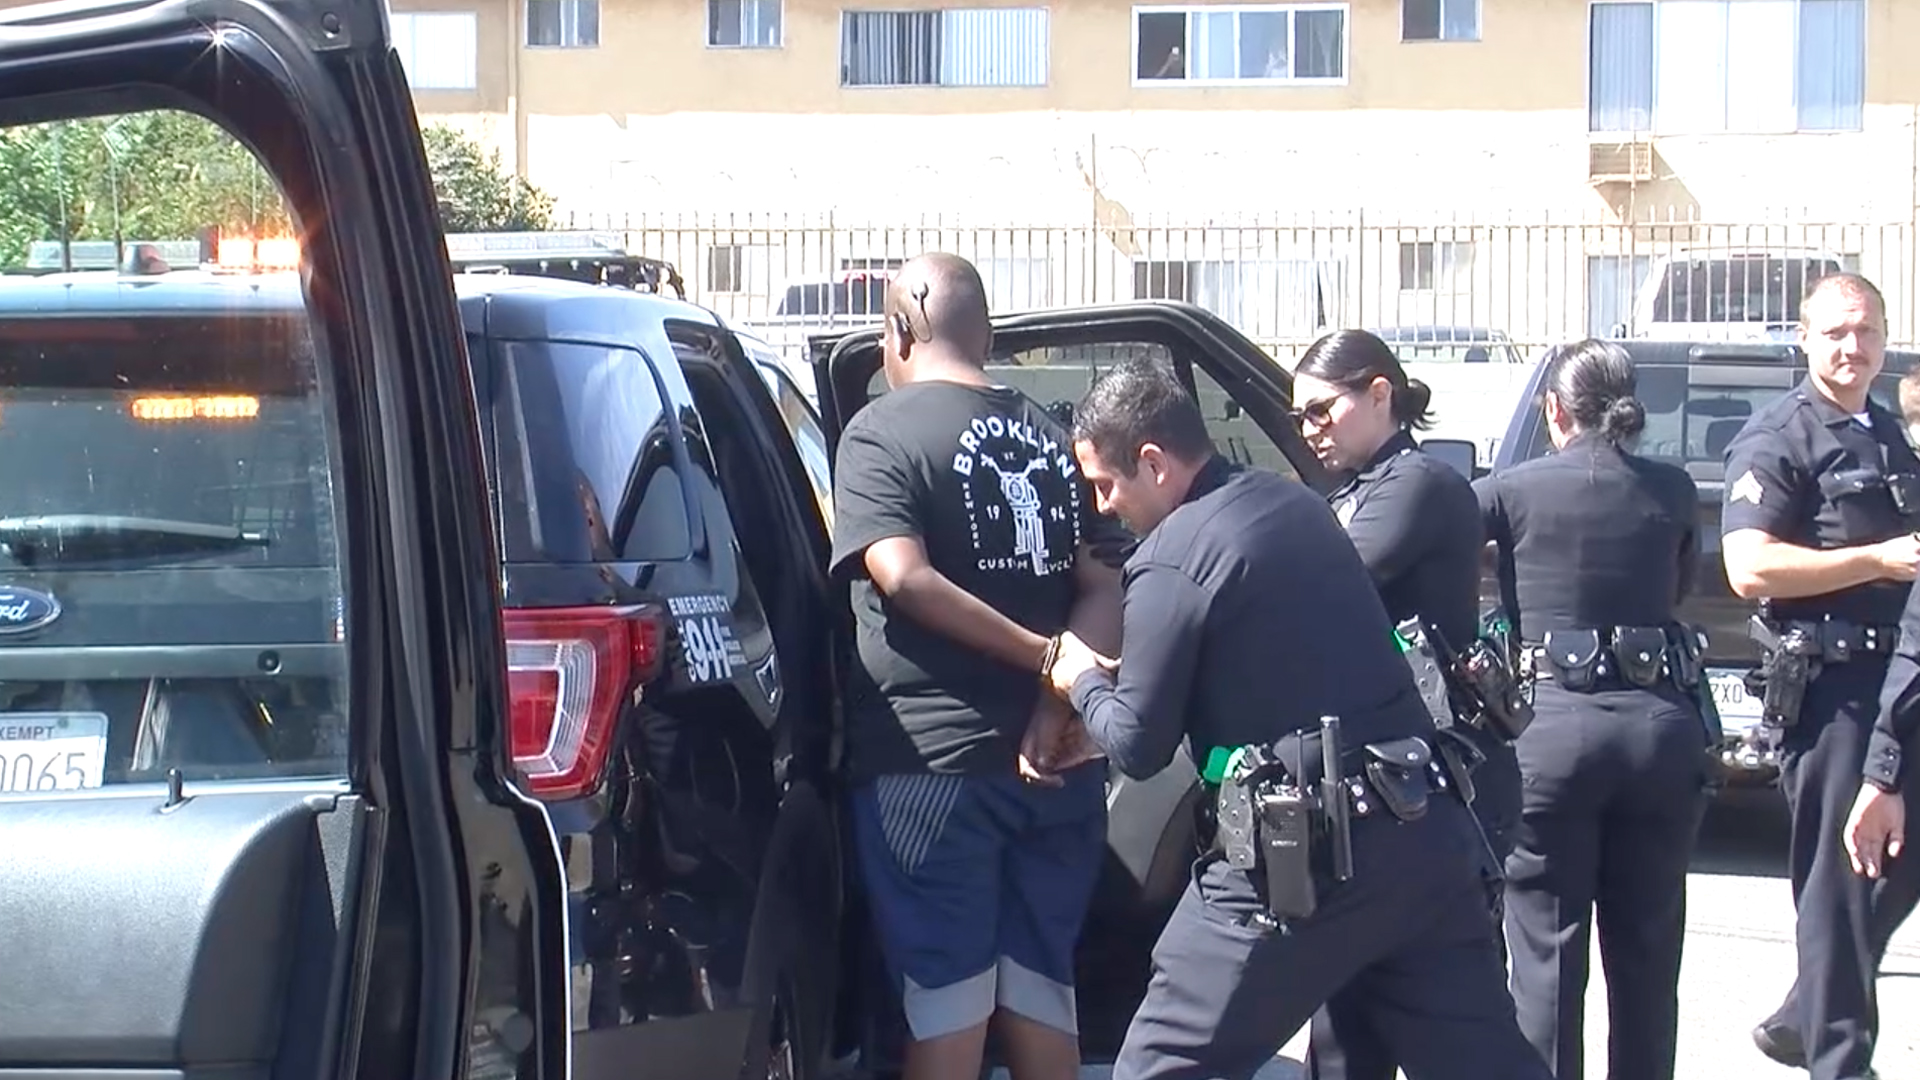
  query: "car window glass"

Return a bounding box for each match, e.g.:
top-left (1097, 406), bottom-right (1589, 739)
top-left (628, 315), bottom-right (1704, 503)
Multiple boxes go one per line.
top-left (0, 108), bottom-right (350, 793)
top-left (1511, 365), bottom-right (1915, 466)
top-left (1184, 362), bottom-right (1301, 482)
top-left (492, 339), bottom-right (692, 563)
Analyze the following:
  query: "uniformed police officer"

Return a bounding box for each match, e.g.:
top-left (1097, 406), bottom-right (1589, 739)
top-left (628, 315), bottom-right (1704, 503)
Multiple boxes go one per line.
top-left (1722, 271), bottom-right (1920, 1080)
top-left (1472, 338), bottom-right (1710, 1080)
top-left (1038, 358), bottom-right (1549, 1080)
top-left (1289, 329), bottom-right (1523, 1080)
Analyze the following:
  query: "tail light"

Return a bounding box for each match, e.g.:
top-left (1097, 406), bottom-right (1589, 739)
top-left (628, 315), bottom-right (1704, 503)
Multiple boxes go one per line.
top-left (503, 605), bottom-right (665, 800)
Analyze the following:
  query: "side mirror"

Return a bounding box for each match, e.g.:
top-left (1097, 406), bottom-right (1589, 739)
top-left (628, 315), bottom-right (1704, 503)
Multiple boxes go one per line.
top-left (1420, 437), bottom-right (1477, 480)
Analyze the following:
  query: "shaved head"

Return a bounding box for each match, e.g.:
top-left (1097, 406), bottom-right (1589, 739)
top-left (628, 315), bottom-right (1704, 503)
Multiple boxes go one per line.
top-left (888, 252), bottom-right (992, 361)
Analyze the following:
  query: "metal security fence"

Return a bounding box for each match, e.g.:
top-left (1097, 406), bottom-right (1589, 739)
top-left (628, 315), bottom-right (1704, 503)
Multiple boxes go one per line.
top-left (562, 208), bottom-right (1918, 362)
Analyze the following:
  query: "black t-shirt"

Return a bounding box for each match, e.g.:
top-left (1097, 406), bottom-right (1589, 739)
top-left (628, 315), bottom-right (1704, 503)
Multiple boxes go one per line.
top-left (829, 380), bottom-right (1129, 780)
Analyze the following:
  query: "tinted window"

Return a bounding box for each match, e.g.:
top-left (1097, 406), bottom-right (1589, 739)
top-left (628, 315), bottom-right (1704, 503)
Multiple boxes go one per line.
top-left (761, 365), bottom-right (834, 528)
top-left (775, 278), bottom-right (889, 318)
top-left (1651, 256), bottom-right (1843, 324)
top-left (492, 339), bottom-right (692, 563)
top-left (0, 108), bottom-right (349, 793)
top-left (1512, 364), bottom-right (1912, 465)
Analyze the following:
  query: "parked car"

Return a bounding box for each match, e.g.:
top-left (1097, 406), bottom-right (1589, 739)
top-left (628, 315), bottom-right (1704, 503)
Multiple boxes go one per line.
top-left (1476, 339), bottom-right (1920, 783)
top-left (1369, 324), bottom-right (1527, 365)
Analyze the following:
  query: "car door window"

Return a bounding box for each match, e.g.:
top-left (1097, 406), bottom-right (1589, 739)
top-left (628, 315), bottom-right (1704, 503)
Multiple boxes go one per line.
top-left (1184, 362), bottom-right (1301, 482)
top-left (490, 339), bottom-right (693, 563)
top-left (0, 109), bottom-right (350, 790)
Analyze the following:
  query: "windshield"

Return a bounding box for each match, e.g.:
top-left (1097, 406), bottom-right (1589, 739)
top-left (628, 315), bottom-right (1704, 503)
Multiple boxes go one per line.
top-left (0, 315), bottom-right (327, 568)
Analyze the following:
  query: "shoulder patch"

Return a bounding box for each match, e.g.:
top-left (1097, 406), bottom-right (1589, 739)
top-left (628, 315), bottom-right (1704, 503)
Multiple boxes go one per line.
top-left (1730, 469), bottom-right (1765, 507)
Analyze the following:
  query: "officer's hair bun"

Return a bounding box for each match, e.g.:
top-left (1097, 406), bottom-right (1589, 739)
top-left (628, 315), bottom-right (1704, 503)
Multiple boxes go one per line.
top-left (1392, 377), bottom-right (1436, 432)
top-left (1601, 395), bottom-right (1647, 442)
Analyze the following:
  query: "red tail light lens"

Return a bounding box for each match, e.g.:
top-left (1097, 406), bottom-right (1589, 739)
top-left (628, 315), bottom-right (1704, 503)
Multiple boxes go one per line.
top-left (503, 605), bottom-right (664, 800)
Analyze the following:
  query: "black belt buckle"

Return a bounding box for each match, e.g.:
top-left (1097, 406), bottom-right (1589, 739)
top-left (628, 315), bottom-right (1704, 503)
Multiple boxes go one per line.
top-left (1362, 737), bottom-right (1433, 822)
top-left (1611, 626), bottom-right (1667, 689)
top-left (1542, 629), bottom-right (1605, 691)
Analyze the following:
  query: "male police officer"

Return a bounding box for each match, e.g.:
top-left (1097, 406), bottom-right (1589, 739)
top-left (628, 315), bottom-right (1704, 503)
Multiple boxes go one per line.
top-left (1722, 272), bottom-right (1920, 1080)
top-left (1038, 358), bottom-right (1548, 1080)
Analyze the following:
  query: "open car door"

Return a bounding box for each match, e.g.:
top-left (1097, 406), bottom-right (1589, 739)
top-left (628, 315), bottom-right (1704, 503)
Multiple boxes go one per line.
top-left (0, 5), bottom-right (567, 1080)
top-left (807, 299), bottom-right (1325, 1058)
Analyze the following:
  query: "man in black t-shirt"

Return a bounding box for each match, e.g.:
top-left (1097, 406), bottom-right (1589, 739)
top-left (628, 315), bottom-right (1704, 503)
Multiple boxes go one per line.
top-left (830, 253), bottom-right (1127, 1080)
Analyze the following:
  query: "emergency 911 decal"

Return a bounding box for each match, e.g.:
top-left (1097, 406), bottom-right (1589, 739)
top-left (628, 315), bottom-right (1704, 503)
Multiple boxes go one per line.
top-left (669, 593), bottom-right (746, 684)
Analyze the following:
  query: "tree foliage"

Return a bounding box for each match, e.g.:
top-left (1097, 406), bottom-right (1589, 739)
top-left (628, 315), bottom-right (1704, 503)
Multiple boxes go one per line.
top-left (0, 112), bottom-right (555, 268)
top-left (421, 123), bottom-right (555, 234)
top-left (0, 111), bottom-right (289, 266)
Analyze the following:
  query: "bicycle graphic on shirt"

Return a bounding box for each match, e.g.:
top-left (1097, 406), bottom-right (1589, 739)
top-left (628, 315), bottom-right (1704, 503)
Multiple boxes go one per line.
top-left (980, 455), bottom-right (1052, 575)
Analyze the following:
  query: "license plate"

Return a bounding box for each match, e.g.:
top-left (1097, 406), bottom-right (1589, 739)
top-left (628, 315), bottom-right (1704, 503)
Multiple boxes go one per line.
top-left (0, 713), bottom-right (107, 793)
top-left (1707, 668), bottom-right (1764, 732)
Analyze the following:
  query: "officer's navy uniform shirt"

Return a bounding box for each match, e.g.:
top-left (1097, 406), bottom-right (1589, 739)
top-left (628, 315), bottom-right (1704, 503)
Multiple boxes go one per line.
top-left (1067, 458), bottom-right (1431, 779)
top-left (1721, 380), bottom-right (1918, 627)
top-left (1330, 429), bottom-right (1485, 649)
top-left (1473, 432), bottom-right (1699, 641)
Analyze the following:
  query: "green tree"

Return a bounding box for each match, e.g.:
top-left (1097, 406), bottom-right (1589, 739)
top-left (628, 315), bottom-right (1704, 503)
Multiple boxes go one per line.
top-left (420, 123), bottom-right (554, 234)
top-left (0, 111), bottom-right (289, 267)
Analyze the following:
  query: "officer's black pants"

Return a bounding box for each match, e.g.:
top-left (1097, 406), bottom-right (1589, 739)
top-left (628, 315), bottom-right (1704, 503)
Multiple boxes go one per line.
top-left (1306, 728), bottom-right (1522, 1080)
top-left (1501, 681), bottom-right (1710, 1080)
top-left (1111, 796), bottom-right (1550, 1080)
top-left (1764, 663), bottom-right (1920, 1080)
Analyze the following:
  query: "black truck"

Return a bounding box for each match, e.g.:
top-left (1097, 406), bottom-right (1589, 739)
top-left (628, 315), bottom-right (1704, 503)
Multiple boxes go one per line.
top-left (1481, 340), bottom-right (1920, 784)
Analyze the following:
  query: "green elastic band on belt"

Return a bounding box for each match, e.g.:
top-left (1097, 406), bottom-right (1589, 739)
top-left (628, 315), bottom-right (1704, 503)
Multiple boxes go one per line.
top-left (1201, 745), bottom-right (1250, 785)
top-left (1393, 629), bottom-right (1413, 653)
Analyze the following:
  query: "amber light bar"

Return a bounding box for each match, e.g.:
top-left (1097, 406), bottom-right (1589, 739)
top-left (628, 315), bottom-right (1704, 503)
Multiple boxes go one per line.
top-left (130, 395), bottom-right (261, 421)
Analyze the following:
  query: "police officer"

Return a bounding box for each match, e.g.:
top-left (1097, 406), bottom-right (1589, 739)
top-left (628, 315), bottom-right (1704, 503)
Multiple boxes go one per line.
top-left (1722, 271), bottom-right (1920, 1080)
top-left (1289, 329), bottom-right (1523, 1080)
top-left (1472, 339), bottom-right (1710, 1080)
top-left (1040, 357), bottom-right (1549, 1080)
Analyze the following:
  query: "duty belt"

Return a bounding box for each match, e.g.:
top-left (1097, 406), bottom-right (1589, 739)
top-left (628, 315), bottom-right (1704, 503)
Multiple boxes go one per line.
top-left (1747, 614), bottom-right (1900, 731)
top-left (1208, 717), bottom-right (1477, 930)
top-left (1523, 623), bottom-right (1707, 695)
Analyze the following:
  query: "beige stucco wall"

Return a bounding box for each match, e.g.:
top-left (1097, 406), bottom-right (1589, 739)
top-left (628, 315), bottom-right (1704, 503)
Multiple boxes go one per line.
top-left (385, 0), bottom-right (1920, 225)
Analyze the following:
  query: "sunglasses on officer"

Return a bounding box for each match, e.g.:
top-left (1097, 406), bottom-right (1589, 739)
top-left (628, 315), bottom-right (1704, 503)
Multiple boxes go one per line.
top-left (1290, 387), bottom-right (1356, 430)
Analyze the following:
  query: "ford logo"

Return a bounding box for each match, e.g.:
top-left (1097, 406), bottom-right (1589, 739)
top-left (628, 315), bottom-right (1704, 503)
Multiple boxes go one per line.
top-left (0, 586), bottom-right (61, 635)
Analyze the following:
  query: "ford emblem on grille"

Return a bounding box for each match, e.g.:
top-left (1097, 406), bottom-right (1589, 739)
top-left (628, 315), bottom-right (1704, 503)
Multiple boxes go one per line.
top-left (0, 586), bottom-right (61, 635)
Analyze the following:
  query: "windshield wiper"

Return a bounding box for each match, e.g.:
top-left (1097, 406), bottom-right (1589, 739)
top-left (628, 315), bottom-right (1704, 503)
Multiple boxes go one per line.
top-left (0, 515), bottom-right (271, 564)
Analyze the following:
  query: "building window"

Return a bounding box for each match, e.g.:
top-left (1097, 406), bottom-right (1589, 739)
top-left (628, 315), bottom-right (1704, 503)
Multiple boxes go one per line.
top-left (389, 11), bottom-right (479, 89)
top-left (707, 245), bottom-right (747, 292)
top-left (1398, 241), bottom-right (1473, 292)
top-left (1402, 0), bottom-right (1476, 41)
top-left (1134, 4), bottom-right (1347, 84)
top-left (840, 8), bottom-right (1048, 88)
top-left (1589, 0), bottom-right (1864, 135)
top-left (710, 0), bottom-right (782, 46)
top-left (527, 0), bottom-right (599, 48)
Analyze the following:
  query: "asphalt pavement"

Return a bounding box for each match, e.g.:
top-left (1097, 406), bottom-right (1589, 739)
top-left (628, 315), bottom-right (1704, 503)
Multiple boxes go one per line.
top-left (1037, 789), bottom-right (1920, 1080)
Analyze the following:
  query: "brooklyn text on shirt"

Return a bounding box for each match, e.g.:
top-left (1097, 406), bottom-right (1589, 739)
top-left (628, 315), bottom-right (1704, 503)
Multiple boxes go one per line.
top-left (950, 413), bottom-right (1082, 578)
top-left (1730, 469), bottom-right (1764, 507)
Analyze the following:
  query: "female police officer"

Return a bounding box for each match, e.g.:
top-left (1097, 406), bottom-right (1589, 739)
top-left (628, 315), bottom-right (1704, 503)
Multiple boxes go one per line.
top-left (1473, 339), bottom-right (1711, 1080)
top-left (1289, 329), bottom-right (1522, 1080)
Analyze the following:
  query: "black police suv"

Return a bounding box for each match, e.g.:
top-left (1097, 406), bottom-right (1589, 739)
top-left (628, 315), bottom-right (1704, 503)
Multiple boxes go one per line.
top-left (0, 266), bottom-right (846, 1080)
top-left (1483, 340), bottom-right (1920, 785)
top-left (0, 3), bottom-right (579, 1080)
